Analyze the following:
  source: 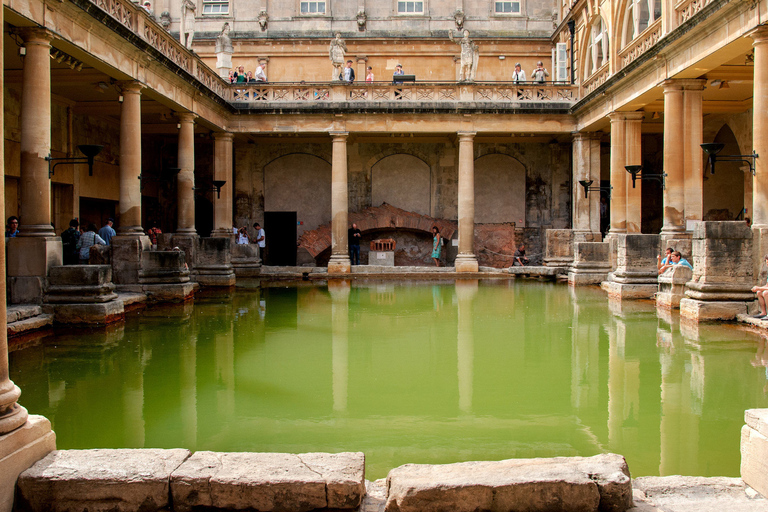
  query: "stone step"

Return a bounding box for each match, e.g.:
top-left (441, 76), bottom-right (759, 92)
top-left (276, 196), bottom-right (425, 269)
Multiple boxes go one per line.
top-left (7, 305), bottom-right (44, 323)
top-left (632, 476), bottom-right (768, 512)
top-left (7, 313), bottom-right (53, 338)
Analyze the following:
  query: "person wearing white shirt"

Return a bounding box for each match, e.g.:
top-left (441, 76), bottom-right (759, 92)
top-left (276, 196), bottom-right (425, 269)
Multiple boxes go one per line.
top-left (254, 63), bottom-right (267, 82)
top-left (512, 63), bottom-right (526, 83)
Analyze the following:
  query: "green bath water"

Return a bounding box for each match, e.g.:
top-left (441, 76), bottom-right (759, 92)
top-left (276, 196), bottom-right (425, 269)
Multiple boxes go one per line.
top-left (9, 279), bottom-right (768, 480)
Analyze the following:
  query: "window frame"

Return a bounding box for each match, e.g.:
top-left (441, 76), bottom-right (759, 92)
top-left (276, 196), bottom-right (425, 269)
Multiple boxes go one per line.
top-left (394, 0), bottom-right (426, 16)
top-left (622, 0), bottom-right (660, 47)
top-left (298, 0), bottom-right (328, 16)
top-left (202, 0), bottom-right (229, 16)
top-left (492, 0), bottom-right (523, 16)
top-left (586, 16), bottom-right (609, 77)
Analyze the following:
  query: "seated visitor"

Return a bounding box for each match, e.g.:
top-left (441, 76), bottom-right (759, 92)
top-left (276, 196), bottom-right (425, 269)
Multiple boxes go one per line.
top-left (657, 247), bottom-right (674, 274)
top-left (76, 223), bottom-right (106, 264)
top-left (5, 216), bottom-right (19, 238)
top-left (751, 255), bottom-right (768, 319)
top-left (513, 244), bottom-right (529, 266)
top-left (659, 250), bottom-right (693, 272)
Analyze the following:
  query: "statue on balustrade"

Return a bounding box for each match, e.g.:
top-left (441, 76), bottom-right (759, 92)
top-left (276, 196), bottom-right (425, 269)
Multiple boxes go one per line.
top-left (449, 30), bottom-right (479, 82)
top-left (215, 22), bottom-right (233, 53)
top-left (180, 0), bottom-right (196, 48)
top-left (329, 33), bottom-right (347, 81)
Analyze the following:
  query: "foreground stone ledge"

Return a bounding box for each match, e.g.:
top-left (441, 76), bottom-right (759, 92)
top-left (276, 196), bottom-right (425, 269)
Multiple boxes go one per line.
top-left (742, 409), bottom-right (768, 499)
top-left (15, 448), bottom-right (190, 512)
top-left (385, 453), bottom-right (632, 512)
top-left (170, 451), bottom-right (365, 512)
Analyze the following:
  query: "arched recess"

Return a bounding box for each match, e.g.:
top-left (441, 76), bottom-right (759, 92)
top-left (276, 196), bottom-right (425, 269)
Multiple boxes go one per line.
top-left (583, 15), bottom-right (609, 81)
top-left (474, 153), bottom-right (526, 225)
top-left (264, 153), bottom-right (331, 236)
top-left (371, 154), bottom-right (431, 215)
top-left (703, 125), bottom-right (745, 220)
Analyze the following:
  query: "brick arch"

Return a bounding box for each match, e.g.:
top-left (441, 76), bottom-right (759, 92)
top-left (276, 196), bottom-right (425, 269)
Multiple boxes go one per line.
top-left (262, 151), bottom-right (332, 168)
top-left (297, 203), bottom-right (456, 258)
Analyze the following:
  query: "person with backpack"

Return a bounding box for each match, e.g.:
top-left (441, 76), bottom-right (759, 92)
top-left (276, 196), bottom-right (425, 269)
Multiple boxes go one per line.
top-left (61, 218), bottom-right (81, 265)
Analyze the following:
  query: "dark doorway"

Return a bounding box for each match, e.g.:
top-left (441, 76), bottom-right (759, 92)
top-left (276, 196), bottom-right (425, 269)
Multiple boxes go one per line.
top-left (264, 211), bottom-right (297, 266)
top-left (79, 197), bottom-right (117, 230)
top-left (195, 196), bottom-right (214, 238)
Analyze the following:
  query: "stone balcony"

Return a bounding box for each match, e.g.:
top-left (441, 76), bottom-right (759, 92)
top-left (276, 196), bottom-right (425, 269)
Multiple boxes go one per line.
top-left (227, 82), bottom-right (579, 113)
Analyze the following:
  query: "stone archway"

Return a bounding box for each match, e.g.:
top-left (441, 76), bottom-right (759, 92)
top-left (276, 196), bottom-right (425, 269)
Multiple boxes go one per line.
top-left (371, 154), bottom-right (431, 215)
top-left (474, 153), bottom-right (526, 225)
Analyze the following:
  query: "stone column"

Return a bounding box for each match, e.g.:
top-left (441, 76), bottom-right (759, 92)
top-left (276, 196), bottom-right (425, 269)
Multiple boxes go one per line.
top-left (572, 132), bottom-right (602, 241)
top-left (608, 113), bottom-right (627, 235)
top-left (750, 27), bottom-right (768, 270)
top-left (7, 29), bottom-right (62, 303)
top-left (19, 29), bottom-right (54, 238)
top-left (328, 132), bottom-right (351, 274)
top-left (211, 132), bottom-right (234, 238)
top-left (117, 82), bottom-right (144, 236)
top-left (176, 113), bottom-right (197, 236)
top-left (661, 82), bottom-right (685, 239)
top-left (624, 113), bottom-right (644, 233)
top-left (683, 81), bottom-right (706, 224)
top-left (455, 132), bottom-right (479, 272)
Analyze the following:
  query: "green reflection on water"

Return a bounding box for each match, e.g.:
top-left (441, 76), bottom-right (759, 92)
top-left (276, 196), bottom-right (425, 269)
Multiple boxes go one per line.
top-left (9, 279), bottom-right (768, 480)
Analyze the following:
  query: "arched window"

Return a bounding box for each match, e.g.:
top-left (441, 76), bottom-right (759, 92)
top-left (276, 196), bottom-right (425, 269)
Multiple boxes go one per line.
top-left (623, 0), bottom-right (660, 46)
top-left (586, 17), bottom-right (609, 77)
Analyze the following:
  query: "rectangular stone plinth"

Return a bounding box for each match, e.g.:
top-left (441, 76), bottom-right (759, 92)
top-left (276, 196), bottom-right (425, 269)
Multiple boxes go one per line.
top-left (195, 269), bottom-right (236, 287)
top-left (0, 415), bottom-right (56, 512)
top-left (52, 300), bottom-right (125, 325)
top-left (15, 448), bottom-right (190, 512)
top-left (232, 244), bottom-right (261, 277)
top-left (568, 242), bottom-right (611, 286)
top-left (170, 451), bottom-right (365, 512)
top-left (142, 282), bottom-right (197, 303)
top-left (111, 236), bottom-right (150, 285)
top-left (385, 453), bottom-right (632, 512)
top-left (657, 266), bottom-right (693, 309)
top-left (741, 409), bottom-right (768, 499)
top-left (368, 251), bottom-right (394, 266)
top-left (46, 265), bottom-right (117, 304)
top-left (138, 251), bottom-right (190, 284)
top-left (601, 281), bottom-right (658, 300)
top-left (543, 229), bottom-right (574, 267)
top-left (680, 298), bottom-right (749, 321)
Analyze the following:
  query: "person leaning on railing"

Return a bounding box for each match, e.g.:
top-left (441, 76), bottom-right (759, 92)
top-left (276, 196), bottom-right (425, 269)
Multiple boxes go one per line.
top-left (530, 61), bottom-right (549, 83)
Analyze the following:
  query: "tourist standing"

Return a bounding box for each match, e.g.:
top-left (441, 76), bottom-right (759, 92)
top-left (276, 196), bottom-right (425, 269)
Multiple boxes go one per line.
top-left (254, 62), bottom-right (267, 82)
top-left (61, 218), bottom-right (81, 265)
top-left (366, 66), bottom-right (374, 82)
top-left (530, 61), bottom-right (549, 83)
top-left (253, 222), bottom-right (266, 263)
top-left (237, 227), bottom-right (250, 244)
top-left (348, 223), bottom-right (361, 265)
top-left (5, 216), bottom-right (19, 238)
top-left (341, 60), bottom-right (355, 83)
top-left (431, 226), bottom-right (442, 267)
top-left (393, 64), bottom-right (404, 84)
top-left (99, 218), bottom-right (116, 246)
top-left (512, 63), bottom-right (526, 83)
top-left (77, 223), bottom-right (106, 264)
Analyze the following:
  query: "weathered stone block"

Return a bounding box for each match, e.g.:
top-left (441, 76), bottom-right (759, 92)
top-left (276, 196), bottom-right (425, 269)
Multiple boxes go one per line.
top-left (232, 243), bottom-right (261, 277)
top-left (111, 236), bottom-right (151, 285)
top-left (195, 238), bottom-right (236, 287)
top-left (741, 422), bottom-right (768, 499)
top-left (170, 451), bottom-right (365, 512)
top-left (48, 265), bottom-right (112, 287)
top-left (679, 298), bottom-right (749, 321)
top-left (52, 300), bottom-right (125, 325)
top-left (138, 251), bottom-right (190, 284)
top-left (745, 409), bottom-right (768, 438)
top-left (0, 415), bottom-right (56, 512)
top-left (7, 237), bottom-right (63, 304)
top-left (385, 453), bottom-right (632, 512)
top-left (142, 282), bottom-right (197, 303)
top-left (15, 448), bottom-right (190, 512)
top-left (568, 242), bottom-right (611, 286)
top-left (45, 265), bottom-right (118, 306)
top-left (369, 250), bottom-right (395, 266)
top-left (657, 265), bottom-right (692, 309)
top-left (543, 229), bottom-right (573, 267)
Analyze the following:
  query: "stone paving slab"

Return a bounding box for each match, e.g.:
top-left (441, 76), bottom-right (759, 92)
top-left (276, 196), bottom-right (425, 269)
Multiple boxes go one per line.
top-left (632, 476), bottom-right (768, 512)
top-left (7, 313), bottom-right (53, 337)
top-left (385, 453), bottom-right (632, 512)
top-left (15, 448), bottom-right (191, 512)
top-left (170, 451), bottom-right (365, 512)
top-left (7, 305), bottom-right (44, 323)
top-left (508, 265), bottom-right (566, 276)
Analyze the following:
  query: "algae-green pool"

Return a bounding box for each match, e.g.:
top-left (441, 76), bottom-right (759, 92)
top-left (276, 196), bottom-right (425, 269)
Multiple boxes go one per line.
top-left (9, 279), bottom-right (768, 480)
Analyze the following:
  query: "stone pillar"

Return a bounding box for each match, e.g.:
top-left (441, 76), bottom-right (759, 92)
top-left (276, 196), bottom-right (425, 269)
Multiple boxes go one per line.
top-left (601, 234), bottom-right (660, 299)
top-left (624, 113), bottom-right (643, 233)
top-left (661, 82), bottom-right (686, 241)
top-left (111, 82), bottom-right (151, 285)
top-left (455, 132), bottom-right (478, 272)
top-left (117, 82), bottom-right (144, 236)
top-left (211, 132), bottom-right (234, 238)
top-left (0, 22), bottom-right (56, 512)
top-left (177, 113), bottom-right (197, 236)
top-left (328, 132), bottom-right (351, 274)
top-left (608, 113), bottom-right (627, 236)
top-left (750, 27), bottom-right (768, 274)
top-left (572, 132), bottom-right (602, 241)
top-left (19, 29), bottom-right (54, 238)
top-left (7, 29), bottom-right (63, 303)
top-left (683, 81), bottom-right (706, 224)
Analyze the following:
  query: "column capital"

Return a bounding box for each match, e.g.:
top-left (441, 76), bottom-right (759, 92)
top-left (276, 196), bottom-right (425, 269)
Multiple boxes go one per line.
top-left (177, 112), bottom-right (197, 123)
top-left (748, 24), bottom-right (768, 44)
top-left (213, 131), bottom-right (234, 142)
top-left (14, 27), bottom-right (54, 44)
top-left (118, 81), bottom-right (144, 94)
top-left (661, 78), bottom-right (706, 91)
top-left (457, 131), bottom-right (476, 141)
top-left (330, 131), bottom-right (349, 141)
top-left (572, 131), bottom-right (602, 142)
top-left (608, 111), bottom-right (644, 122)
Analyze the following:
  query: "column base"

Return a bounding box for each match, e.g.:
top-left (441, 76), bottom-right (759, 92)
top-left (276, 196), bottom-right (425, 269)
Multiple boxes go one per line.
top-left (111, 235), bottom-right (151, 285)
top-left (454, 254), bottom-right (479, 273)
top-left (0, 415), bottom-right (56, 512)
top-left (600, 281), bottom-right (658, 300)
top-left (232, 244), bottom-right (262, 277)
top-left (170, 234), bottom-right (200, 271)
top-left (7, 237), bottom-right (63, 304)
top-left (328, 255), bottom-right (351, 274)
top-left (679, 298), bottom-right (750, 322)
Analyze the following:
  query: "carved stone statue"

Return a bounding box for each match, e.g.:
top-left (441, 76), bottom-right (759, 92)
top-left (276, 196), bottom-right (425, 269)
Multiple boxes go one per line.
top-left (215, 22), bottom-right (233, 53)
top-left (160, 10), bottom-right (171, 30)
top-left (258, 10), bottom-right (269, 31)
top-left (329, 32), bottom-right (347, 81)
top-left (453, 9), bottom-right (465, 30)
top-left (356, 10), bottom-right (367, 31)
top-left (449, 30), bottom-right (479, 82)
top-left (180, 0), bottom-right (196, 48)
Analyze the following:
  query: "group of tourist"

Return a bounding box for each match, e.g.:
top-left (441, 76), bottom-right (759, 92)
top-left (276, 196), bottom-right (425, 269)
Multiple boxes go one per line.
top-left (657, 247), bottom-right (693, 274)
top-left (59, 218), bottom-right (113, 265)
top-left (234, 223), bottom-right (265, 248)
top-left (229, 64), bottom-right (267, 84)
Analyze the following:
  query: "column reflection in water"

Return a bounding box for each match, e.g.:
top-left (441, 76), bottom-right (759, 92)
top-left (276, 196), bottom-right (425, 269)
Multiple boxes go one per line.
top-left (329, 279), bottom-right (351, 413)
top-left (569, 286), bottom-right (603, 419)
top-left (456, 279), bottom-right (477, 414)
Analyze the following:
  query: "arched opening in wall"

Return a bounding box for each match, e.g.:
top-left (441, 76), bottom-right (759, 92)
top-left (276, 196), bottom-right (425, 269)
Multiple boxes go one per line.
top-left (371, 154), bottom-right (430, 215)
top-left (474, 153), bottom-right (526, 225)
top-left (264, 153), bottom-right (331, 265)
top-left (703, 125), bottom-right (745, 221)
